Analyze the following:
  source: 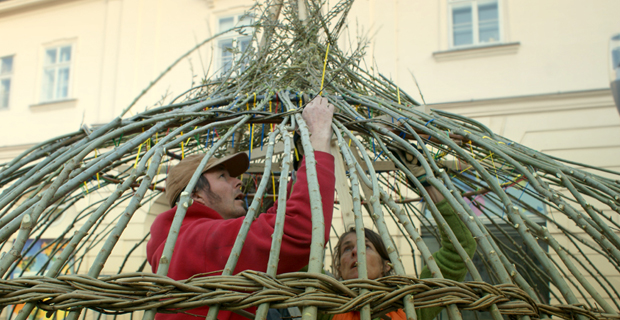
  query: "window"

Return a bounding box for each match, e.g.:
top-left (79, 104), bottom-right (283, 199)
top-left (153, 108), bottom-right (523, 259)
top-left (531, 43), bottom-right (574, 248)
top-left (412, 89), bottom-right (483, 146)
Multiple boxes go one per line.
top-left (41, 45), bottom-right (72, 102)
top-left (449, 0), bottom-right (500, 48)
top-left (218, 15), bottom-right (253, 75)
top-left (0, 55), bottom-right (13, 109)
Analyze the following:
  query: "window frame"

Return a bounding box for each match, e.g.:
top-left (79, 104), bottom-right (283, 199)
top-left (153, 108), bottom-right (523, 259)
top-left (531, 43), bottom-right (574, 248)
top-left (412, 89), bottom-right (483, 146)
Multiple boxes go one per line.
top-left (0, 55), bottom-right (14, 110)
top-left (448, 0), bottom-right (502, 49)
top-left (216, 14), bottom-right (254, 76)
top-left (40, 44), bottom-right (74, 103)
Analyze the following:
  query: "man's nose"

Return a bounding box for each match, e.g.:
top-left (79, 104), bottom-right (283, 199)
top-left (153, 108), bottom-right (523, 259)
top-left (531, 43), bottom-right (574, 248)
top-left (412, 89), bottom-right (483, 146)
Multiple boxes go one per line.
top-left (233, 177), bottom-right (242, 188)
top-left (351, 245), bottom-right (358, 256)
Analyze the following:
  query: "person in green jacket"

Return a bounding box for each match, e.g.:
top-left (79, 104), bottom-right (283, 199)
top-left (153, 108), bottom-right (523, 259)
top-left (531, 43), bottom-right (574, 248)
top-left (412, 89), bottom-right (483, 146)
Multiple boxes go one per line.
top-left (329, 147), bottom-right (477, 320)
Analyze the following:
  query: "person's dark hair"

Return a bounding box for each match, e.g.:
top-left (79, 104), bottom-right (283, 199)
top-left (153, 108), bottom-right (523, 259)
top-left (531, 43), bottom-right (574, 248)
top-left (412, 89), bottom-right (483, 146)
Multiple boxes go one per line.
top-left (174, 174), bottom-right (211, 205)
top-left (194, 174), bottom-right (211, 195)
top-left (332, 227), bottom-right (393, 279)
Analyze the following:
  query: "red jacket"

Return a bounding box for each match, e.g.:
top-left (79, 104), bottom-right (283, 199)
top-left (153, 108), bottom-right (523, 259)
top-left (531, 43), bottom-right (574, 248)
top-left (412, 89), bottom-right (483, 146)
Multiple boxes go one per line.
top-left (147, 152), bottom-right (336, 320)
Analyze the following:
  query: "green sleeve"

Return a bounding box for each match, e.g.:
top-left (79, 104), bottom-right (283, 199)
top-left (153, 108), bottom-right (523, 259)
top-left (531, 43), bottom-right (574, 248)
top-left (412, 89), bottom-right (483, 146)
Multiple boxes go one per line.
top-left (321, 201), bottom-right (476, 320)
top-left (417, 199), bottom-right (477, 320)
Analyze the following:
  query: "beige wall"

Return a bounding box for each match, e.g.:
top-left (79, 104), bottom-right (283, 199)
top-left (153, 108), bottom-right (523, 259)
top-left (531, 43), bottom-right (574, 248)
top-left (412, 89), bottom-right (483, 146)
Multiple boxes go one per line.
top-left (2, 0), bottom-right (618, 162)
top-left (0, 0), bottom-right (253, 148)
top-left (344, 0), bottom-right (620, 102)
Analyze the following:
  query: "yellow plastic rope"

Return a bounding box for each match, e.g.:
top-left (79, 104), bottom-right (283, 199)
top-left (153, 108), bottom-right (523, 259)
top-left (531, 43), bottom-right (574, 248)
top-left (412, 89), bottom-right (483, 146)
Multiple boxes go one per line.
top-left (271, 174), bottom-right (276, 202)
top-left (180, 132), bottom-right (185, 160)
top-left (489, 152), bottom-right (500, 184)
top-left (294, 94), bottom-right (301, 161)
top-left (250, 124), bottom-right (255, 155)
top-left (187, 126), bottom-right (197, 146)
top-left (135, 142), bottom-right (144, 168)
top-left (248, 93), bottom-right (256, 157)
top-left (268, 99), bottom-right (276, 201)
top-left (459, 152), bottom-right (494, 174)
top-left (501, 174), bottom-right (522, 188)
top-left (95, 149), bottom-right (100, 188)
top-left (269, 100), bottom-right (274, 131)
top-left (320, 43), bottom-right (330, 93)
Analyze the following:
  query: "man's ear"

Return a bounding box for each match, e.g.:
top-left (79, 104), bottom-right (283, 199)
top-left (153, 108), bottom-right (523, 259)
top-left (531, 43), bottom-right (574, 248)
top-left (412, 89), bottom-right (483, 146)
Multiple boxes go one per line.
top-left (382, 260), bottom-right (392, 276)
top-left (191, 190), bottom-right (208, 206)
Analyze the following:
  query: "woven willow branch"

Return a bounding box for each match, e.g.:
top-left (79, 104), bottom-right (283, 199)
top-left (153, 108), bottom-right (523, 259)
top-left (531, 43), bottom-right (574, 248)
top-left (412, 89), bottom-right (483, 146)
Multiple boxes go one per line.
top-left (0, 272), bottom-right (617, 320)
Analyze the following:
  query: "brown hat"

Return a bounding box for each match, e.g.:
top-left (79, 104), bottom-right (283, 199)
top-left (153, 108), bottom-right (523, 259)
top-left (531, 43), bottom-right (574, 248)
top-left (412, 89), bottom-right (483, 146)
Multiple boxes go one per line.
top-left (166, 152), bottom-right (249, 207)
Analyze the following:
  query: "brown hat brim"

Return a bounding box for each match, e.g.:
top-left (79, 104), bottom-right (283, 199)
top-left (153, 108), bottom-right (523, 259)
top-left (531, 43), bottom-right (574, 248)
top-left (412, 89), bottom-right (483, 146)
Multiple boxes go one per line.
top-left (209, 152), bottom-right (249, 177)
top-left (166, 152), bottom-right (249, 207)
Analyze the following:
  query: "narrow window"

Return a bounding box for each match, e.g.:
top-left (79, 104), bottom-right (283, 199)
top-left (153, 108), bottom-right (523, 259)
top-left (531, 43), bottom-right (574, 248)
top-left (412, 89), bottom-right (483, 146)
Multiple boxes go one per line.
top-left (453, 6), bottom-right (473, 46)
top-left (217, 15), bottom-right (254, 75)
top-left (41, 45), bottom-right (72, 102)
top-left (478, 1), bottom-right (499, 43)
top-left (0, 56), bottom-right (13, 109)
top-left (450, 0), bottom-right (500, 48)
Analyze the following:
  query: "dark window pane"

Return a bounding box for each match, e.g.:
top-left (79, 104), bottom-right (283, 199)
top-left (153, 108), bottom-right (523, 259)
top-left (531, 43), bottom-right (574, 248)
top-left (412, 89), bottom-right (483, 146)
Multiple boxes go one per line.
top-left (612, 47), bottom-right (620, 70)
top-left (45, 48), bottom-right (57, 65)
top-left (453, 6), bottom-right (472, 25)
top-left (220, 40), bottom-right (234, 73)
top-left (219, 17), bottom-right (234, 32)
top-left (238, 37), bottom-right (252, 73)
top-left (453, 6), bottom-right (473, 46)
top-left (57, 67), bottom-right (70, 99)
top-left (238, 15), bottom-right (253, 35)
top-left (59, 46), bottom-right (72, 63)
top-left (239, 37), bottom-right (251, 53)
top-left (478, 2), bottom-right (498, 21)
top-left (1, 56), bottom-right (13, 74)
top-left (479, 2), bottom-right (499, 43)
top-left (0, 78), bottom-right (10, 108)
top-left (42, 69), bottom-right (56, 101)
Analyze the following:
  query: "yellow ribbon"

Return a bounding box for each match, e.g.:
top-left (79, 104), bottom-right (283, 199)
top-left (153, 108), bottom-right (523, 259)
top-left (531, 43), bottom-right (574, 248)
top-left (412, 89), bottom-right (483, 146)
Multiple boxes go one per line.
top-left (95, 149), bottom-right (100, 188)
top-left (135, 141), bottom-right (145, 168)
top-left (320, 43), bottom-right (330, 93)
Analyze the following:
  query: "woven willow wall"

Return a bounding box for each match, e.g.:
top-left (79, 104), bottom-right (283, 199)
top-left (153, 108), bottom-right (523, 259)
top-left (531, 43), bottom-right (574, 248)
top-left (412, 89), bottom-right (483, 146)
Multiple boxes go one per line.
top-left (0, 2), bottom-right (619, 320)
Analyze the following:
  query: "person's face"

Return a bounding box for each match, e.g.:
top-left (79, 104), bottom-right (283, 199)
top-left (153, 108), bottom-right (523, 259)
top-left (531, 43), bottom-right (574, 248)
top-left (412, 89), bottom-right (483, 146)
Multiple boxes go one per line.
top-left (337, 233), bottom-right (390, 280)
top-left (192, 165), bottom-right (246, 220)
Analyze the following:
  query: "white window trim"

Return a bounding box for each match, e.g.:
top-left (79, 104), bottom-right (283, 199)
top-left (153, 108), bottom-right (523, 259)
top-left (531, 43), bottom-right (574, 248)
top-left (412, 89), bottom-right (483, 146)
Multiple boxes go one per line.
top-left (39, 43), bottom-right (75, 103)
top-left (448, 0), bottom-right (503, 49)
top-left (216, 14), bottom-right (254, 76)
top-left (0, 55), bottom-right (13, 109)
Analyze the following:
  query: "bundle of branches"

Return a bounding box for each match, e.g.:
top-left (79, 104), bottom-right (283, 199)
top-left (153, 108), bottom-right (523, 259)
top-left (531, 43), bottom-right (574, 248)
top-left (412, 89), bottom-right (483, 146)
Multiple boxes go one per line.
top-left (0, 1), bottom-right (619, 320)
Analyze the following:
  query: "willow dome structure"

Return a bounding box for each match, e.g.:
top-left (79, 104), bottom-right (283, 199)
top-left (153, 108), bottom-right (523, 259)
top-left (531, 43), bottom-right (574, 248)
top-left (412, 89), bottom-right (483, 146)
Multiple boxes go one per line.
top-left (0, 1), bottom-right (619, 320)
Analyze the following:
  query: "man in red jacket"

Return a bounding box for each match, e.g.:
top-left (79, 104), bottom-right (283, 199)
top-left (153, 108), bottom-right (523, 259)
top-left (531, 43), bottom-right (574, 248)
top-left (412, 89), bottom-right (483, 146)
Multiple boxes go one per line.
top-left (147, 96), bottom-right (336, 320)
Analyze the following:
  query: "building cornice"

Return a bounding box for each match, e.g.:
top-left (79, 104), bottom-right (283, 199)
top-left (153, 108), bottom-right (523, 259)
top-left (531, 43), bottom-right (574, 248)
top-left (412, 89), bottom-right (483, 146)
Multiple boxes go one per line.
top-left (0, 0), bottom-right (77, 16)
top-left (428, 88), bottom-right (615, 118)
top-left (0, 142), bottom-right (37, 162)
top-left (433, 42), bottom-right (521, 62)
